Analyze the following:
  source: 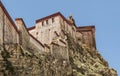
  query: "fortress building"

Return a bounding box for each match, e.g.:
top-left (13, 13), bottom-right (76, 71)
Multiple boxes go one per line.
top-left (0, 1), bottom-right (118, 76)
top-left (0, 1), bottom-right (96, 58)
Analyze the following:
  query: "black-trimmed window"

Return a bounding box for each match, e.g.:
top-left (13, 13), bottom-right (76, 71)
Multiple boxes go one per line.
top-left (46, 20), bottom-right (48, 24)
top-left (52, 18), bottom-right (54, 23)
top-left (42, 22), bottom-right (44, 26)
top-left (36, 32), bottom-right (38, 35)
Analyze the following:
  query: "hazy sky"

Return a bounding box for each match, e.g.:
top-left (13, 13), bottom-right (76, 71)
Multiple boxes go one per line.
top-left (2, 0), bottom-right (120, 75)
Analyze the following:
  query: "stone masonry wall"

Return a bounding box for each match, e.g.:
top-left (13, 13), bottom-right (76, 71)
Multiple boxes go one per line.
top-left (15, 19), bottom-right (30, 49)
top-left (0, 6), bottom-right (19, 45)
top-left (0, 7), bottom-right (3, 46)
top-left (29, 35), bottom-right (44, 54)
top-left (35, 16), bottom-right (61, 44)
top-left (15, 18), bottom-right (45, 54)
top-left (51, 43), bottom-right (68, 59)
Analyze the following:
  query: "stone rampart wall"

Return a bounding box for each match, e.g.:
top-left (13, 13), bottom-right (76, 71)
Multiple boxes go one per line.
top-left (15, 19), bottom-right (30, 49)
top-left (51, 43), bottom-right (68, 59)
top-left (30, 35), bottom-right (44, 53)
top-left (15, 18), bottom-right (45, 53)
top-left (0, 7), bottom-right (4, 46)
top-left (0, 6), bottom-right (19, 46)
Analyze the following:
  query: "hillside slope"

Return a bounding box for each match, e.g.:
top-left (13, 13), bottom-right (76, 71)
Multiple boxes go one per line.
top-left (0, 34), bottom-right (117, 76)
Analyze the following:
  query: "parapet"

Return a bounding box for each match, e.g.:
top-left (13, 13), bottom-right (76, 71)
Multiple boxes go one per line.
top-left (77, 25), bottom-right (95, 33)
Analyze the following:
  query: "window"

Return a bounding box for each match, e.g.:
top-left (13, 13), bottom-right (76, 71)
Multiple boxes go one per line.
top-left (52, 18), bottom-right (54, 23)
top-left (36, 32), bottom-right (38, 35)
top-left (46, 20), bottom-right (48, 24)
top-left (42, 22), bottom-right (44, 26)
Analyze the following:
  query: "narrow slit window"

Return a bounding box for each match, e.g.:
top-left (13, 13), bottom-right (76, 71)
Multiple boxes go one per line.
top-left (42, 22), bottom-right (44, 26)
top-left (36, 32), bottom-right (38, 35)
top-left (46, 20), bottom-right (48, 24)
top-left (52, 18), bottom-right (54, 23)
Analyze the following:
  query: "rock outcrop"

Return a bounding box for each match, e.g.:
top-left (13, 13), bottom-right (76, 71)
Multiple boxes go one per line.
top-left (0, 34), bottom-right (118, 76)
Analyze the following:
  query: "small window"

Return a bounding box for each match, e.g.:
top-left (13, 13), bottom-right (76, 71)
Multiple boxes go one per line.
top-left (36, 32), bottom-right (38, 35)
top-left (46, 20), bottom-right (48, 24)
top-left (42, 22), bottom-right (44, 26)
top-left (52, 18), bottom-right (54, 23)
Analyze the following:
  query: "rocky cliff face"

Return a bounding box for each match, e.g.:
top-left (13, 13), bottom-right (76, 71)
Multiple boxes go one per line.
top-left (0, 34), bottom-right (118, 76)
